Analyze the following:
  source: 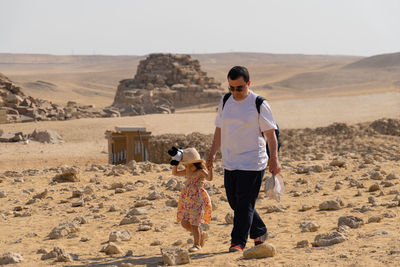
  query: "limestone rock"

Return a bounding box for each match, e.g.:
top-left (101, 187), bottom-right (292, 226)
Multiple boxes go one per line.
top-left (53, 170), bottom-right (80, 182)
top-left (338, 216), bottom-right (364, 229)
top-left (296, 240), bottom-right (309, 248)
top-left (160, 247), bottom-right (190, 266)
top-left (312, 232), bottom-right (346, 247)
top-left (243, 243), bottom-right (277, 259)
top-left (109, 230), bottom-right (132, 242)
top-left (165, 199), bottom-right (178, 207)
top-left (225, 212), bottom-right (234, 224)
top-left (49, 221), bottom-right (79, 239)
top-left (319, 199), bottom-right (343, 211)
top-left (33, 189), bottom-right (48, 199)
top-left (101, 242), bottom-right (124, 255)
top-left (368, 215), bottom-right (384, 223)
top-left (300, 222), bottom-right (320, 232)
top-left (41, 247), bottom-right (72, 262)
top-left (127, 207), bottom-right (147, 216)
top-left (330, 158), bottom-right (346, 167)
top-left (30, 129), bottom-right (63, 144)
top-left (0, 252), bottom-right (23, 265)
top-left (368, 183), bottom-right (381, 192)
top-left (120, 215), bottom-right (140, 225)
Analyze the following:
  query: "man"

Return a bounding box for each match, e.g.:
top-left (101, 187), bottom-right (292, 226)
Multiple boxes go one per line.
top-left (206, 66), bottom-right (281, 252)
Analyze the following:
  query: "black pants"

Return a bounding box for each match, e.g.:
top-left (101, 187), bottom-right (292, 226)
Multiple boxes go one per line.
top-left (224, 169), bottom-right (267, 249)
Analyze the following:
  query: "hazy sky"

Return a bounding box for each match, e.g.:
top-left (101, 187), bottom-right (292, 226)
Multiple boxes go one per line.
top-left (1, 0), bottom-right (399, 56)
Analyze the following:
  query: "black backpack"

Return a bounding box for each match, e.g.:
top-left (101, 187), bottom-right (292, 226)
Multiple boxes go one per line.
top-left (222, 92), bottom-right (280, 157)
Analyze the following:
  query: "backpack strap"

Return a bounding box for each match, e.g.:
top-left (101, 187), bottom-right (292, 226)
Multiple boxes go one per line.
top-left (255, 95), bottom-right (265, 114)
top-left (222, 92), bottom-right (232, 110)
top-left (256, 95), bottom-right (281, 156)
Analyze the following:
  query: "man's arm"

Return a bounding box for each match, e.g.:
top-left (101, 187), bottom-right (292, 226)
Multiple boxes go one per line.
top-left (206, 127), bottom-right (221, 170)
top-left (264, 129), bottom-right (281, 176)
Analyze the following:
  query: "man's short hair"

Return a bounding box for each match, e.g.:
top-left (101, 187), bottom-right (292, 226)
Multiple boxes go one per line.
top-left (227, 66), bottom-right (250, 83)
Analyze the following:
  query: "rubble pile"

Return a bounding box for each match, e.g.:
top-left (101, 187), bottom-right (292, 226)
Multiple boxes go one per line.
top-left (147, 118), bottom-right (400, 163)
top-left (111, 53), bottom-right (224, 116)
top-left (0, 73), bottom-right (116, 123)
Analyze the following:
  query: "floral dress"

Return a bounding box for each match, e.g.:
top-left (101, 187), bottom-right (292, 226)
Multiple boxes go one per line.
top-left (177, 170), bottom-right (212, 226)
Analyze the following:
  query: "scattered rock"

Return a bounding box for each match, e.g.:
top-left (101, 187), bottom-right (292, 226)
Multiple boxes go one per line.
top-left (127, 207), bottom-right (147, 216)
top-left (41, 247), bottom-right (72, 262)
top-left (264, 205), bottom-right (285, 213)
top-left (33, 189), bottom-right (48, 199)
top-left (330, 158), bottom-right (346, 167)
top-left (31, 129), bottom-right (63, 144)
top-left (368, 215), bottom-right (384, 223)
top-left (165, 199), bottom-right (178, 207)
top-left (160, 247), bottom-right (190, 266)
top-left (243, 243), bottom-right (277, 258)
top-left (386, 173), bottom-right (398, 180)
top-left (368, 183), bottom-right (381, 192)
top-left (299, 205), bottom-right (313, 212)
top-left (71, 200), bottom-right (84, 207)
top-left (225, 212), bottom-right (234, 224)
top-left (296, 240), bottom-right (309, 248)
top-left (300, 222), bottom-right (320, 232)
top-left (125, 250), bottom-right (134, 257)
top-left (49, 221), bottom-right (79, 239)
top-left (338, 216), bottom-right (364, 229)
top-left (109, 230), bottom-right (132, 242)
top-left (0, 252), bottom-right (23, 265)
top-left (101, 242), bottom-right (124, 255)
top-left (53, 170), bottom-right (79, 182)
top-left (312, 232), bottom-right (347, 247)
top-left (319, 199), bottom-right (343, 211)
top-left (370, 171), bottom-right (383, 180)
top-left (120, 215), bottom-right (140, 225)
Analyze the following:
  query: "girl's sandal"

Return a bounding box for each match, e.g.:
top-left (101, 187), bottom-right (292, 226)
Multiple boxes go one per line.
top-left (200, 231), bottom-right (208, 247)
top-left (189, 245), bottom-right (201, 252)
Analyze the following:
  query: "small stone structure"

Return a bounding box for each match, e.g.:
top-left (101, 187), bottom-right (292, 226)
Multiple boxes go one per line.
top-left (105, 126), bottom-right (152, 165)
top-left (111, 53), bottom-right (224, 116)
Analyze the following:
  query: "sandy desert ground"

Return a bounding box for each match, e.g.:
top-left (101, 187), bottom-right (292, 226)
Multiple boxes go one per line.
top-left (0, 52), bottom-right (399, 266)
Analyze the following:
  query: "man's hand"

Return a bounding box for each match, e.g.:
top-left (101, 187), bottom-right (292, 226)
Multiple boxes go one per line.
top-left (264, 129), bottom-right (281, 176)
top-left (268, 158), bottom-right (281, 176)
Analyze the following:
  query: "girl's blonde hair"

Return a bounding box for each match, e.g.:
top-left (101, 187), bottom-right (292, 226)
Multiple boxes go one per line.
top-left (185, 161), bottom-right (206, 170)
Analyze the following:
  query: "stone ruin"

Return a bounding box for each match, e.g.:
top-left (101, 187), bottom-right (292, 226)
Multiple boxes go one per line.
top-left (0, 72), bottom-right (118, 123)
top-left (146, 118), bottom-right (400, 164)
top-left (111, 53), bottom-right (224, 116)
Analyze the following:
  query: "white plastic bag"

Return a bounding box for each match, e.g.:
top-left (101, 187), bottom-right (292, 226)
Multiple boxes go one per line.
top-left (264, 173), bottom-right (285, 202)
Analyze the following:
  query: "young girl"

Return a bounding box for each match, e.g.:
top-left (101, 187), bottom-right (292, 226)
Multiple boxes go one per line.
top-left (172, 148), bottom-right (213, 252)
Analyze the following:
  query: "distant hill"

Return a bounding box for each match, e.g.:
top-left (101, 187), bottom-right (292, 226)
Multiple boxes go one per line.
top-left (343, 52), bottom-right (400, 69)
top-left (269, 52), bottom-right (400, 96)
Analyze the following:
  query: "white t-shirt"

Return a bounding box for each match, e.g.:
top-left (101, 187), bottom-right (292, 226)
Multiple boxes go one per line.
top-left (214, 90), bottom-right (277, 171)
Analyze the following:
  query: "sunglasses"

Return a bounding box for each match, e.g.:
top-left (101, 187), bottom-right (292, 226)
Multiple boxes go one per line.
top-left (228, 85), bottom-right (245, 92)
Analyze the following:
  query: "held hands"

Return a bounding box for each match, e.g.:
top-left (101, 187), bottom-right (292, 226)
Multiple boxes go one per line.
top-left (206, 153), bottom-right (215, 170)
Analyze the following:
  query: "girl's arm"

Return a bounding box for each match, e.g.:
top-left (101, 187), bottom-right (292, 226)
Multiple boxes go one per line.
top-left (199, 168), bottom-right (213, 181)
top-left (172, 165), bottom-right (186, 177)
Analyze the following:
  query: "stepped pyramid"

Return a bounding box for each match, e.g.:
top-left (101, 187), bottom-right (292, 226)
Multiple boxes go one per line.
top-left (112, 53), bottom-right (224, 115)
